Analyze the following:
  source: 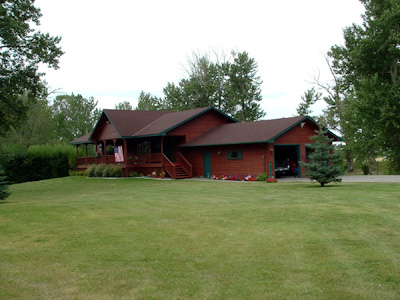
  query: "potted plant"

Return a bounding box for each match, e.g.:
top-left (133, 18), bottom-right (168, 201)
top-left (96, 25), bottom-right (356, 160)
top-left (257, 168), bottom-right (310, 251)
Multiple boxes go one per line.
top-left (160, 170), bottom-right (166, 179)
top-left (151, 170), bottom-right (158, 178)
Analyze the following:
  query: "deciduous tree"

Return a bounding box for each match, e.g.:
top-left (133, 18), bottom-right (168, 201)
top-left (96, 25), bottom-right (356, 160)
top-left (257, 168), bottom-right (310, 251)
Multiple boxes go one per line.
top-left (0, 0), bottom-right (63, 134)
top-left (52, 94), bottom-right (101, 142)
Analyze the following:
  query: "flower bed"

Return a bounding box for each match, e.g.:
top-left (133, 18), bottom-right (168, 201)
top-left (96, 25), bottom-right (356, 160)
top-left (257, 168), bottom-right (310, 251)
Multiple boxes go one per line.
top-left (211, 174), bottom-right (256, 181)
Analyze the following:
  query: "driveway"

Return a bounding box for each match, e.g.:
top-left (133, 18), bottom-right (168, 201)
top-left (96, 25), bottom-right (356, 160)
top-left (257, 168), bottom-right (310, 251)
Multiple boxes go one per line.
top-left (278, 175), bottom-right (400, 183)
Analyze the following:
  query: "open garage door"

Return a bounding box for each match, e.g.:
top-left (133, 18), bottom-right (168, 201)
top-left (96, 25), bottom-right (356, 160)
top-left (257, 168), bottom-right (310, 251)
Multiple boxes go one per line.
top-left (274, 145), bottom-right (300, 178)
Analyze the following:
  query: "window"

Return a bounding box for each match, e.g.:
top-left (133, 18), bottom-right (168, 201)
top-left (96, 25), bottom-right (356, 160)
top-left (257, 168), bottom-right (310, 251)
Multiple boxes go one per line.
top-left (227, 150), bottom-right (242, 160)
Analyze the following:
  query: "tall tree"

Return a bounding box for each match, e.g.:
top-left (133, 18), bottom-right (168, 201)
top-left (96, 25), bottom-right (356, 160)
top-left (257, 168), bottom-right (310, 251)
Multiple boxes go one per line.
top-left (329, 0), bottom-right (400, 171)
top-left (136, 91), bottom-right (163, 110)
top-left (115, 101), bottom-right (133, 110)
top-left (143, 50), bottom-right (265, 121)
top-left (296, 87), bottom-right (322, 116)
top-left (52, 94), bottom-right (101, 142)
top-left (0, 0), bottom-right (63, 135)
top-left (224, 51), bottom-right (265, 122)
top-left (0, 94), bottom-right (56, 147)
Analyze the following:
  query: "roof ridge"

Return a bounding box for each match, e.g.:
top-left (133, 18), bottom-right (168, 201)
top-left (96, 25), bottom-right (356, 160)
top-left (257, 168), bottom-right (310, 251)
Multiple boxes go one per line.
top-left (132, 112), bottom-right (171, 136)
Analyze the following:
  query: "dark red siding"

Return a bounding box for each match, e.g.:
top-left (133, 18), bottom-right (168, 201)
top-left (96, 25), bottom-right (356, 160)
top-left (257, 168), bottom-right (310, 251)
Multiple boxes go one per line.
top-left (168, 110), bottom-right (233, 143)
top-left (91, 115), bottom-right (120, 140)
top-left (182, 144), bottom-right (269, 177)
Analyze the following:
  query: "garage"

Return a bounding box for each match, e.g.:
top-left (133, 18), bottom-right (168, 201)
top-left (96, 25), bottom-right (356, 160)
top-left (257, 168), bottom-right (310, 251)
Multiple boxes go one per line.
top-left (274, 145), bottom-right (300, 178)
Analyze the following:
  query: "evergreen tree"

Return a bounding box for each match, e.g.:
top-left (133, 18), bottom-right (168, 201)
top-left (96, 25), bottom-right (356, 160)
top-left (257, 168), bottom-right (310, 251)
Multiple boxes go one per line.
top-left (0, 166), bottom-right (10, 200)
top-left (302, 129), bottom-right (343, 187)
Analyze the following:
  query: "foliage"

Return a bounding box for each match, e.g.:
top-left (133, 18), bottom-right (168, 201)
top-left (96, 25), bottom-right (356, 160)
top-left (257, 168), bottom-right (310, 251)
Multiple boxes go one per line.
top-left (87, 164), bottom-right (123, 177)
top-left (0, 143), bottom-right (75, 183)
top-left (0, 95), bottom-right (56, 147)
top-left (0, 166), bottom-right (10, 200)
top-left (302, 129), bottom-right (343, 187)
top-left (136, 91), bottom-right (163, 110)
top-left (139, 50), bottom-right (265, 121)
top-left (114, 101), bottom-right (133, 110)
top-left (224, 51), bottom-right (265, 121)
top-left (296, 87), bottom-right (322, 116)
top-left (68, 170), bottom-right (86, 176)
top-left (129, 171), bottom-right (139, 177)
top-left (51, 93), bottom-right (101, 142)
top-left (328, 0), bottom-right (400, 171)
top-left (0, 0), bottom-right (63, 134)
top-left (256, 173), bottom-right (268, 181)
top-left (86, 164), bottom-right (96, 177)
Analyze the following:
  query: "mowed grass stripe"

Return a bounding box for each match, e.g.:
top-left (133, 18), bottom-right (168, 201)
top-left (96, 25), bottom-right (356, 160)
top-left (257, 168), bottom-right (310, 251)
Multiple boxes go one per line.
top-left (0, 177), bottom-right (399, 299)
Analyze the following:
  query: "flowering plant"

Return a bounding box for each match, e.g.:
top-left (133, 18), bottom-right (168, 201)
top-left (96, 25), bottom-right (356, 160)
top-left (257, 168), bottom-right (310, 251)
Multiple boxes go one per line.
top-left (266, 178), bottom-right (278, 183)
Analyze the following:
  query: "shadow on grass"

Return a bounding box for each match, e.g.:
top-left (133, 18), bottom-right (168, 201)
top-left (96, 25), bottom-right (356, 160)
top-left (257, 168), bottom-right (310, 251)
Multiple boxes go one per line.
top-left (0, 201), bottom-right (11, 205)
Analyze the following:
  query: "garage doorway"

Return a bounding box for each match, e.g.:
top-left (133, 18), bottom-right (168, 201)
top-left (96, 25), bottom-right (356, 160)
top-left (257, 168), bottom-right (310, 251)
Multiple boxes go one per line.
top-left (274, 145), bottom-right (300, 178)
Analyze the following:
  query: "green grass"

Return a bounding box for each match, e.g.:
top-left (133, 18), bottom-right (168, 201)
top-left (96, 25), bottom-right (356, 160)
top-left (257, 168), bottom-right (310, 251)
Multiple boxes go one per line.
top-left (1, 177), bottom-right (400, 299)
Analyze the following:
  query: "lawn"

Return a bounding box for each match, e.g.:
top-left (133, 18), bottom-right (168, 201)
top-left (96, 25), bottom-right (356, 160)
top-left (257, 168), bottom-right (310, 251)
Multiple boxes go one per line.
top-left (1, 177), bottom-right (399, 299)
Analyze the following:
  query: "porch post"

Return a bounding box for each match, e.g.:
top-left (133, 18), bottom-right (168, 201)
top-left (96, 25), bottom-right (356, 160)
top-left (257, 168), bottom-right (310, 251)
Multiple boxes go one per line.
top-left (104, 140), bottom-right (107, 164)
top-left (161, 136), bottom-right (164, 156)
top-left (123, 138), bottom-right (128, 177)
top-left (148, 140), bottom-right (151, 163)
top-left (85, 144), bottom-right (88, 165)
top-left (95, 142), bottom-right (98, 164)
top-left (76, 145), bottom-right (79, 167)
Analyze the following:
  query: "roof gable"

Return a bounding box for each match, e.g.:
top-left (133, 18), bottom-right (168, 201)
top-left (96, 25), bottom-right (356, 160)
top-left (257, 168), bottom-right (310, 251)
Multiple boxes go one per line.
top-left (133, 107), bottom-right (236, 137)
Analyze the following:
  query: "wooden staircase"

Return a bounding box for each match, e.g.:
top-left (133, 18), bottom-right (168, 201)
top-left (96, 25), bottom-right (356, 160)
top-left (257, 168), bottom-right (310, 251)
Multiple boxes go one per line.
top-left (162, 153), bottom-right (192, 179)
top-left (174, 163), bottom-right (191, 179)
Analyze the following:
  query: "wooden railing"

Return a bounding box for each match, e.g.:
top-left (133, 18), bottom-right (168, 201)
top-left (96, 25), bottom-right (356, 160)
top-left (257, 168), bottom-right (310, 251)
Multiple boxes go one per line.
top-left (177, 152), bottom-right (192, 178)
top-left (77, 153), bottom-right (162, 166)
top-left (162, 153), bottom-right (176, 179)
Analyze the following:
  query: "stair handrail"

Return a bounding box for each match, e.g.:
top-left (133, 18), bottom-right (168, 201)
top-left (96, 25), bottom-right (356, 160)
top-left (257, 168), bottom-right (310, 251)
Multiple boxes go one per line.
top-left (162, 153), bottom-right (176, 179)
top-left (177, 152), bottom-right (192, 178)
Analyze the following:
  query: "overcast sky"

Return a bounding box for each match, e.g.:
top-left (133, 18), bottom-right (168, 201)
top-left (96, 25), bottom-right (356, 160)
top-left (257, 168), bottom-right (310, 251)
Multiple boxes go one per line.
top-left (35, 0), bottom-right (365, 119)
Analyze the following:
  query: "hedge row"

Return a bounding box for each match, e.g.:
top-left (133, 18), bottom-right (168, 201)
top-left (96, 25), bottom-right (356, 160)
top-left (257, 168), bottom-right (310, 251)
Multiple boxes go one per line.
top-left (0, 144), bottom-right (76, 184)
top-left (86, 164), bottom-right (123, 177)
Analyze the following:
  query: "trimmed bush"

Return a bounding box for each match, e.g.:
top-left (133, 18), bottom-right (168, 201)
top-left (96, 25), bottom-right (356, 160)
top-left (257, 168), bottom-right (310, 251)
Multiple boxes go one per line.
top-left (0, 143), bottom-right (76, 184)
top-left (111, 165), bottom-right (123, 177)
top-left (94, 163), bottom-right (107, 177)
top-left (256, 173), bottom-right (268, 181)
top-left (86, 164), bottom-right (96, 177)
top-left (0, 166), bottom-right (10, 200)
top-left (129, 171), bottom-right (139, 177)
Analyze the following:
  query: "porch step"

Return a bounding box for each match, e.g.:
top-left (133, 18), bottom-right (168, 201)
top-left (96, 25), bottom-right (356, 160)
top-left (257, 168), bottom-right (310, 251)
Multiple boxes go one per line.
top-left (174, 163), bottom-right (191, 179)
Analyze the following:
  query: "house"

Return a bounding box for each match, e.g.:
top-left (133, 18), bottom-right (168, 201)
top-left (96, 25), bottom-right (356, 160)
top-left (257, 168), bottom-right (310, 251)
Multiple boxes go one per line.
top-left (70, 106), bottom-right (340, 179)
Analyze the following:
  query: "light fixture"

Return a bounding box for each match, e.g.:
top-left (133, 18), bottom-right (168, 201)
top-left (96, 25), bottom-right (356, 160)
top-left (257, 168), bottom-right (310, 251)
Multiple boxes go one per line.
top-left (300, 122), bottom-right (306, 128)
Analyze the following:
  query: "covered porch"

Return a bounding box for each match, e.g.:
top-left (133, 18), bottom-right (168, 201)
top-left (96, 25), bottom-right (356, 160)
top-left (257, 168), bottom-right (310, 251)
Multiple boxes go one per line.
top-left (73, 136), bottom-right (192, 179)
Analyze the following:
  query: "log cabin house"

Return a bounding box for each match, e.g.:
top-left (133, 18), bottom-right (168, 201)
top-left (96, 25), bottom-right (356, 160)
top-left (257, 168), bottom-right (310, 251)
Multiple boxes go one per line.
top-left (70, 106), bottom-right (340, 179)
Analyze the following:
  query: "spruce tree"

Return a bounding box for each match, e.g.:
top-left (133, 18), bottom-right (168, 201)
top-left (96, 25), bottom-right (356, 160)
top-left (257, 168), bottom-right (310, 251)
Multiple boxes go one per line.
top-left (303, 129), bottom-right (343, 187)
top-left (0, 166), bottom-right (10, 200)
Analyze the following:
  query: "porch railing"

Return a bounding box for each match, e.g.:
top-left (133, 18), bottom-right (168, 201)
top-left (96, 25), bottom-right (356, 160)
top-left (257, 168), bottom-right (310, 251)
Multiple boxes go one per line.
top-left (162, 153), bottom-right (175, 179)
top-left (177, 152), bottom-right (192, 178)
top-left (77, 153), bottom-right (162, 165)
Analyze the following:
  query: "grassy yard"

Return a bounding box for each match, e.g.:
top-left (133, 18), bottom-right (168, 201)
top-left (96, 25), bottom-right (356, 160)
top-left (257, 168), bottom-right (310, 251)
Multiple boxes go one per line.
top-left (1, 177), bottom-right (399, 299)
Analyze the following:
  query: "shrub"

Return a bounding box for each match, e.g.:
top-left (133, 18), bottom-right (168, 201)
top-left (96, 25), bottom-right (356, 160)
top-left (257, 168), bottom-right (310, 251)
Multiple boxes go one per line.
top-left (256, 173), bottom-right (268, 181)
top-left (0, 166), bottom-right (10, 200)
top-left (86, 164), bottom-right (96, 177)
top-left (102, 165), bottom-right (114, 177)
top-left (69, 170), bottom-right (87, 176)
top-left (111, 165), bottom-right (123, 177)
top-left (129, 171), bottom-right (139, 177)
top-left (0, 143), bottom-right (75, 183)
top-left (361, 164), bottom-right (370, 175)
top-left (94, 163), bottom-right (107, 177)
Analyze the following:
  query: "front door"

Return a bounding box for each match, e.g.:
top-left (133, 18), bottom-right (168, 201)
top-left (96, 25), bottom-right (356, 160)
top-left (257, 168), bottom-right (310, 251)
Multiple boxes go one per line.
top-left (203, 151), bottom-right (211, 178)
